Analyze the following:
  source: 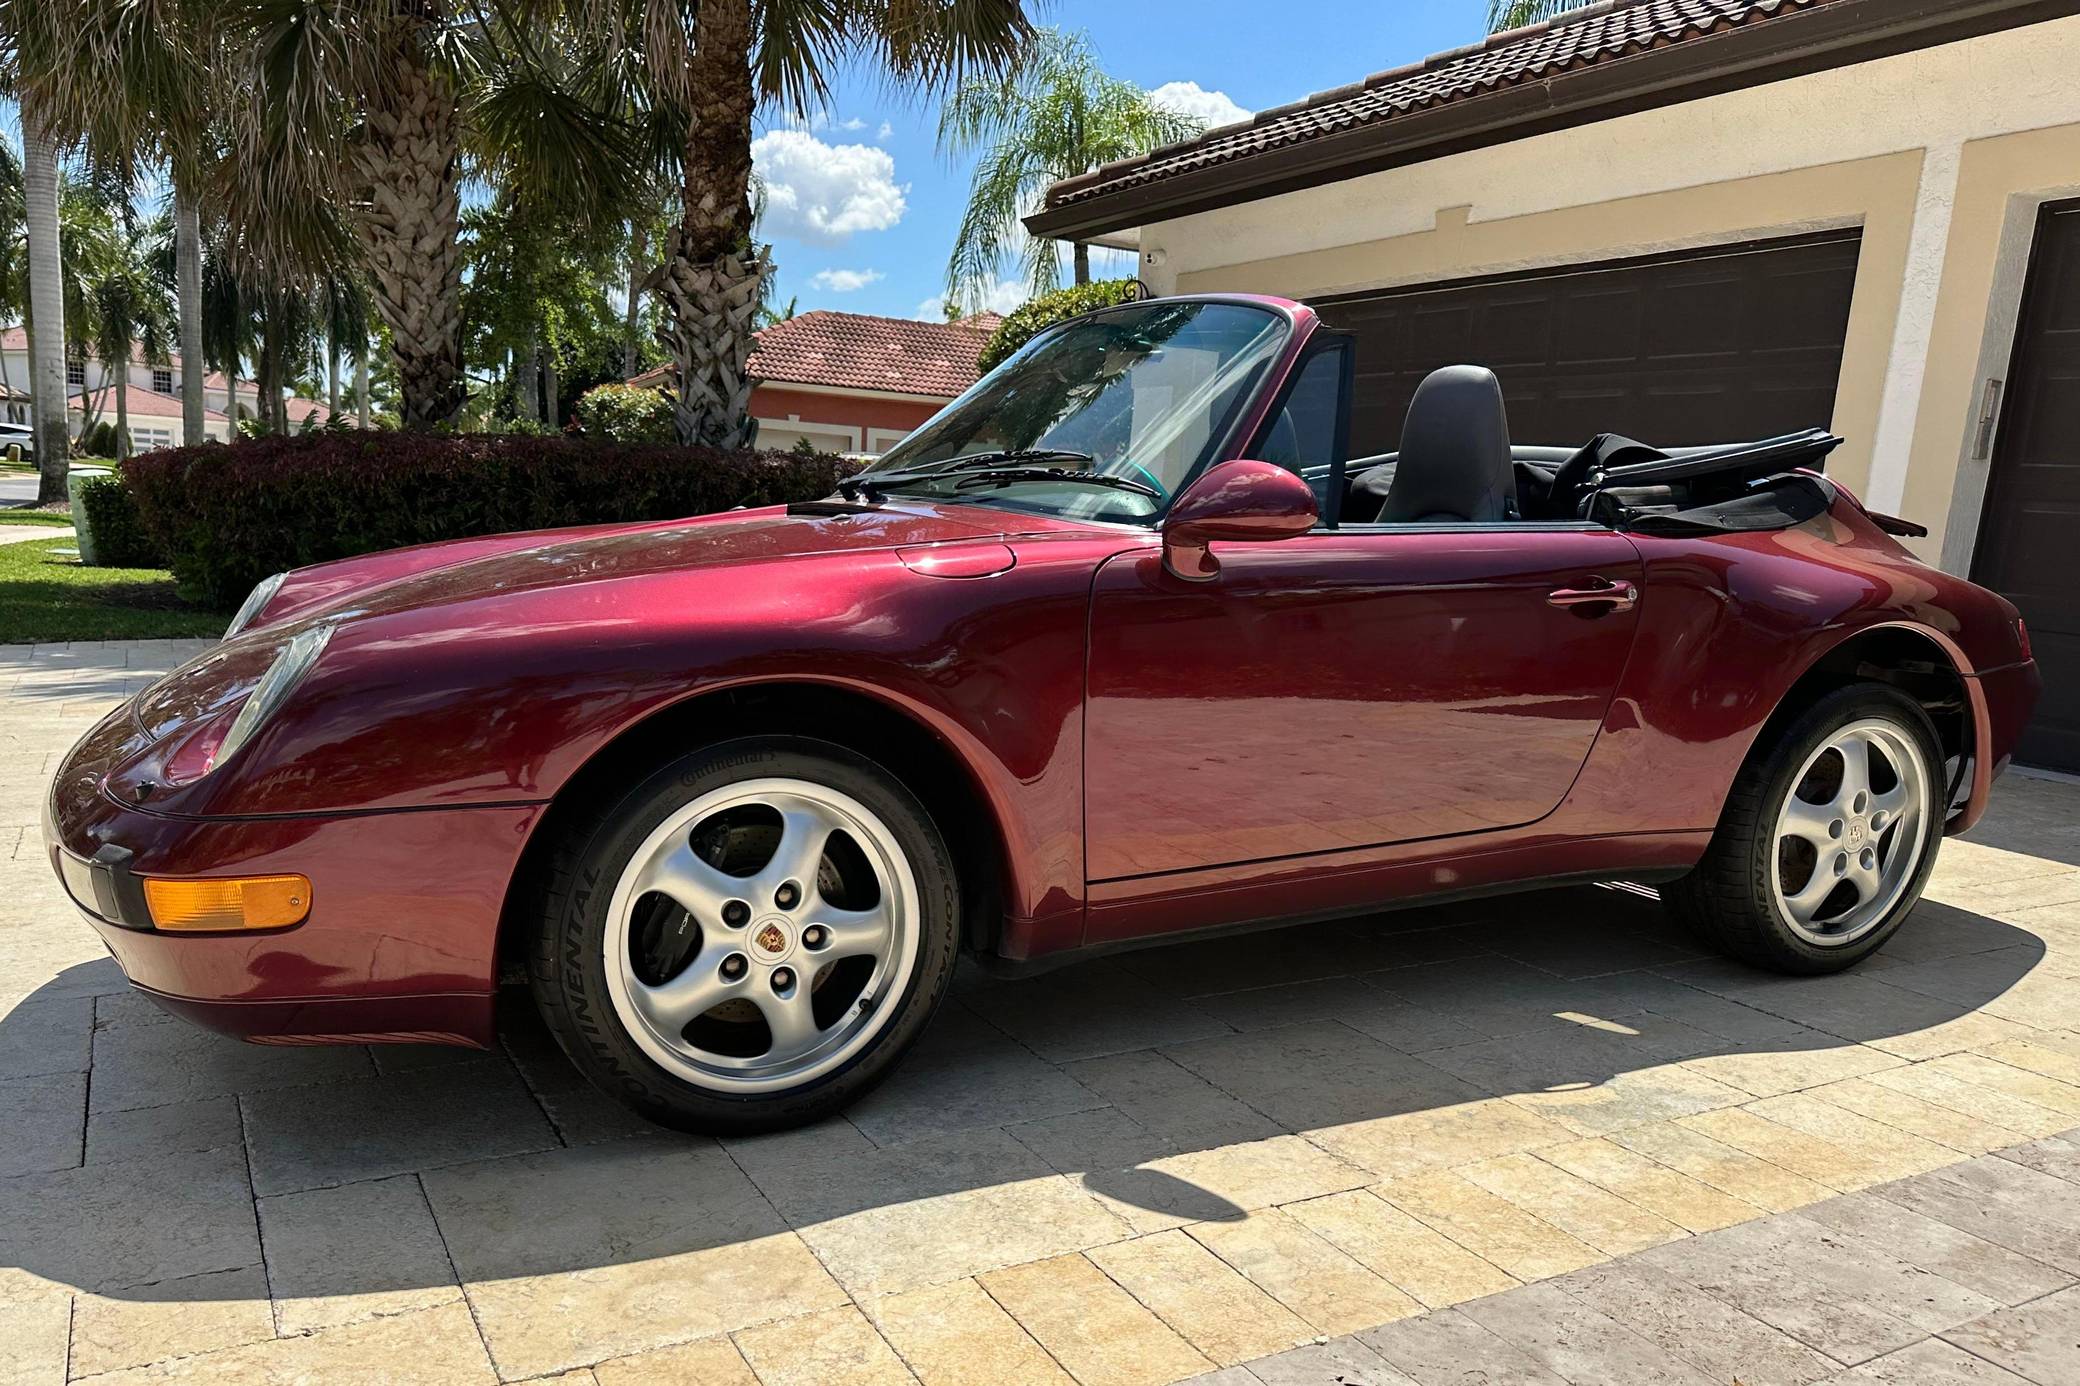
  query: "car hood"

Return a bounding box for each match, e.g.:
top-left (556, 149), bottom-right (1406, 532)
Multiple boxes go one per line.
top-left (126, 501), bottom-right (1052, 750)
top-left (263, 501), bottom-right (1035, 630)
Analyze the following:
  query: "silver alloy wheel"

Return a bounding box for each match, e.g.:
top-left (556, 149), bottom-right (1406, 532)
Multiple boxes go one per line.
top-left (603, 777), bottom-right (920, 1094)
top-left (1771, 718), bottom-right (1932, 947)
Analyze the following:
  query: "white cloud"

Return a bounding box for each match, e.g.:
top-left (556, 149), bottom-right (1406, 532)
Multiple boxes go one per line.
top-left (837, 116), bottom-right (868, 132)
top-left (877, 121), bottom-right (894, 141)
top-left (751, 129), bottom-right (908, 245)
top-left (1147, 81), bottom-right (1253, 129)
top-left (913, 276), bottom-right (1027, 321)
top-left (809, 267), bottom-right (885, 292)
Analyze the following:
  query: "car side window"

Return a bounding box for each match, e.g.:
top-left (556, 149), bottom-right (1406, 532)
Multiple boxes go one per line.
top-left (1256, 345), bottom-right (1347, 476)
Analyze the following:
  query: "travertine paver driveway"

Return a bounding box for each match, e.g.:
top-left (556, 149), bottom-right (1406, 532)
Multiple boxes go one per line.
top-left (4, 640), bottom-right (2080, 1385)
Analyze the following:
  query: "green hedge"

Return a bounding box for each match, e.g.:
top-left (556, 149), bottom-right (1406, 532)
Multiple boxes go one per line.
top-left (977, 279), bottom-right (1141, 374)
top-left (74, 471), bottom-right (167, 568)
top-left (575, 383), bottom-right (676, 443)
top-left (123, 433), bottom-right (860, 608)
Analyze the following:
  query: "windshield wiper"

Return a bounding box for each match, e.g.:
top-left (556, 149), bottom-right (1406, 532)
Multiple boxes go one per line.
top-left (837, 449), bottom-right (1099, 502)
top-left (952, 467), bottom-right (1161, 500)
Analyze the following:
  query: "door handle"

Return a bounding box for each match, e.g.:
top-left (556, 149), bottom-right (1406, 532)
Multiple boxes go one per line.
top-left (1549, 579), bottom-right (1638, 612)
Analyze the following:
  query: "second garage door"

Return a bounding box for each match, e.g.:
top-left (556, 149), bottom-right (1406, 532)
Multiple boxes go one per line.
top-left (1312, 230), bottom-right (1863, 456)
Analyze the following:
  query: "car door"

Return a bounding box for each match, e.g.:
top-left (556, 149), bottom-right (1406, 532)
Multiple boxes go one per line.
top-left (1083, 342), bottom-right (1646, 882)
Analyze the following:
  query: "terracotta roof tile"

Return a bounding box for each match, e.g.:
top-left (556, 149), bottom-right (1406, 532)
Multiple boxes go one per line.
top-left (1046, 0), bottom-right (1836, 212)
top-left (68, 384), bottom-right (228, 423)
top-left (4, 325), bottom-right (191, 366)
top-left (628, 310), bottom-right (1003, 398)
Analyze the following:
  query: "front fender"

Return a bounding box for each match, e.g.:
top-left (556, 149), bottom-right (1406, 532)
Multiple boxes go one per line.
top-left (103, 536), bottom-right (1127, 933)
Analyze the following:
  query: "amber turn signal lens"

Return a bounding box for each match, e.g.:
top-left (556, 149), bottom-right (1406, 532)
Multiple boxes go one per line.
top-left (143, 875), bottom-right (312, 932)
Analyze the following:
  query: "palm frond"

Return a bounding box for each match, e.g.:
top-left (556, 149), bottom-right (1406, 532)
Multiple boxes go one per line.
top-left (939, 27), bottom-right (1204, 304)
top-left (1486, 0), bottom-right (1572, 32)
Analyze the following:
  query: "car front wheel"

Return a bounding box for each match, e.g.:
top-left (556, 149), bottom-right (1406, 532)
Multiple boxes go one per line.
top-left (528, 736), bottom-right (959, 1134)
top-left (1666, 684), bottom-right (1945, 974)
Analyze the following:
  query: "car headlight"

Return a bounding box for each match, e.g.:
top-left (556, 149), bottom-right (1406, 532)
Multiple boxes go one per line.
top-left (211, 624), bottom-right (332, 770)
top-left (226, 572), bottom-right (287, 638)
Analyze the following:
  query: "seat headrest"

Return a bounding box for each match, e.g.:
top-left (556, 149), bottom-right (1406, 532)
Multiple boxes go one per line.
top-left (1378, 365), bottom-right (1516, 524)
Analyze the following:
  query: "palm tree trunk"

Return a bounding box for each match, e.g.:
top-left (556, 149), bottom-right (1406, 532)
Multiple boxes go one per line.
top-left (624, 223), bottom-right (647, 378)
top-left (23, 106), bottom-right (71, 503)
top-left (354, 52), bottom-right (465, 430)
top-left (355, 344), bottom-right (370, 427)
top-left (175, 189), bottom-right (206, 446)
top-left (257, 306), bottom-right (280, 436)
top-left (1073, 242), bottom-right (1091, 286)
top-left (656, 0), bottom-right (768, 447)
top-left (0, 348), bottom-right (17, 426)
top-left (544, 353), bottom-right (559, 430)
top-left (518, 340), bottom-right (540, 423)
top-left (327, 346), bottom-right (341, 421)
top-left (114, 379), bottom-right (130, 461)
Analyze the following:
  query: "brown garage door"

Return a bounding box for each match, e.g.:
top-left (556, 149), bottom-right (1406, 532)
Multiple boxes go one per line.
top-left (1972, 200), bottom-right (2080, 773)
top-left (1312, 230), bottom-right (1862, 457)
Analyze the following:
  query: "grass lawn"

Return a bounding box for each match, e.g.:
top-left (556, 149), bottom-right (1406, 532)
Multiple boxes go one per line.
top-left (0, 536), bottom-right (226, 642)
top-left (0, 510), bottom-right (74, 526)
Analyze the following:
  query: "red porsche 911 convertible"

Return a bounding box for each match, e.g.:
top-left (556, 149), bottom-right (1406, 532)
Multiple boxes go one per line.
top-left (47, 295), bottom-right (2039, 1132)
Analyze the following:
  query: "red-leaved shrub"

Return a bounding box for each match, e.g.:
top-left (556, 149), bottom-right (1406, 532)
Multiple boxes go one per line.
top-left (125, 432), bottom-right (859, 608)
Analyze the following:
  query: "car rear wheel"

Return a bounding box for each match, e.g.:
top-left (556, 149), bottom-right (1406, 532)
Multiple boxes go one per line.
top-left (527, 736), bottom-right (959, 1134)
top-left (1666, 684), bottom-right (1944, 974)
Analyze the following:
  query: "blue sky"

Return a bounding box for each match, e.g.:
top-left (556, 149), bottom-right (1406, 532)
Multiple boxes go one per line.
top-left (761, 0), bottom-right (1496, 321)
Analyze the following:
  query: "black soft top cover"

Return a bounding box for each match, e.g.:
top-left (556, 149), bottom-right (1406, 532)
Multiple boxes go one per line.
top-left (1340, 428), bottom-right (1844, 534)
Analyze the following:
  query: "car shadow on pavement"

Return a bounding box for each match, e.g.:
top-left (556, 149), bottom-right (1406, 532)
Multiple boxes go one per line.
top-left (0, 877), bottom-right (2060, 1319)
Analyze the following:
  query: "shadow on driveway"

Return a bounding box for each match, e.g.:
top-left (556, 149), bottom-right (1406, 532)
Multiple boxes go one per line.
top-left (0, 877), bottom-right (2057, 1321)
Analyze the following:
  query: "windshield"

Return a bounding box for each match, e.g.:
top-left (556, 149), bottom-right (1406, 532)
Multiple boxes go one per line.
top-left (863, 300), bottom-right (1290, 522)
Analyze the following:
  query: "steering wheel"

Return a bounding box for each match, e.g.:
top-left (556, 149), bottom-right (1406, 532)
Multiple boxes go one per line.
top-left (1116, 458), bottom-right (1168, 497)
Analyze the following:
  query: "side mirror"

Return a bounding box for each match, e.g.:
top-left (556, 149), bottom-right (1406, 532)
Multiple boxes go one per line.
top-left (1161, 459), bottom-right (1319, 581)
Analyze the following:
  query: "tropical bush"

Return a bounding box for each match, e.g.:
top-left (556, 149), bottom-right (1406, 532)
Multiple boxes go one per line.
top-left (124, 434), bottom-right (859, 608)
top-left (74, 470), bottom-right (167, 568)
top-left (575, 384), bottom-right (676, 443)
top-left (977, 279), bottom-right (1140, 373)
top-left (80, 421), bottom-right (124, 458)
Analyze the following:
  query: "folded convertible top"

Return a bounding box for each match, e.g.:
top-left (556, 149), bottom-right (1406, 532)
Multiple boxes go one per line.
top-left (1595, 429), bottom-right (1843, 488)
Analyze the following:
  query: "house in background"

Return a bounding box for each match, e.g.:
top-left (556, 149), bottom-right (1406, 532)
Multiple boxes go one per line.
top-left (631, 310), bottom-right (1001, 456)
top-left (1, 326), bottom-right (330, 448)
top-left (1032, 0), bottom-right (2080, 772)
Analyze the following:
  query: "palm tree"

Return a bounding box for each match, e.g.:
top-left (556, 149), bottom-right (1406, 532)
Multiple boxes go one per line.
top-left (190, 3), bottom-right (638, 431)
top-left (1488, 1), bottom-right (1571, 31)
top-left (198, 219), bottom-right (258, 431)
top-left (317, 273), bottom-right (371, 424)
top-left (85, 215), bottom-right (175, 459)
top-left (939, 29), bottom-right (1201, 310)
top-left (601, 0), bottom-right (1033, 447)
top-left (3, 2), bottom-right (73, 494)
top-left (0, 129), bottom-right (21, 423)
top-left (11, 0), bottom-right (219, 448)
top-left (17, 105), bottom-right (72, 499)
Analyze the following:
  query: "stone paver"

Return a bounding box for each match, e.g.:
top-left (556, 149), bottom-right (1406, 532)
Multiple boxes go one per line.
top-left (4, 638), bottom-right (2080, 1384)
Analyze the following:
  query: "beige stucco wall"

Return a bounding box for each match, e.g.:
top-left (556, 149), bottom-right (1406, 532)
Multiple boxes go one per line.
top-left (1133, 16), bottom-right (2080, 569)
top-left (1172, 155), bottom-right (1922, 503)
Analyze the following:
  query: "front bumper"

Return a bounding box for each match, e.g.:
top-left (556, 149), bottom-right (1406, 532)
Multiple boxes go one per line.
top-left (46, 706), bottom-right (542, 1046)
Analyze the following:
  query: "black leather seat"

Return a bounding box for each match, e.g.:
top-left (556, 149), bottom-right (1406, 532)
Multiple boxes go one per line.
top-left (1377, 365), bottom-right (1517, 524)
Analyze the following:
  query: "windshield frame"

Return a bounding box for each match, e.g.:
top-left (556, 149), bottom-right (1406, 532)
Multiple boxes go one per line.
top-left (861, 295), bottom-right (1316, 527)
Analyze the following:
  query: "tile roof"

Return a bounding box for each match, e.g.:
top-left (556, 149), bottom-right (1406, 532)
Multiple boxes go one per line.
top-left (630, 310), bottom-right (1003, 398)
top-left (68, 384), bottom-right (228, 422)
top-left (1044, 0), bottom-right (1838, 215)
top-left (4, 325), bottom-right (190, 367)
